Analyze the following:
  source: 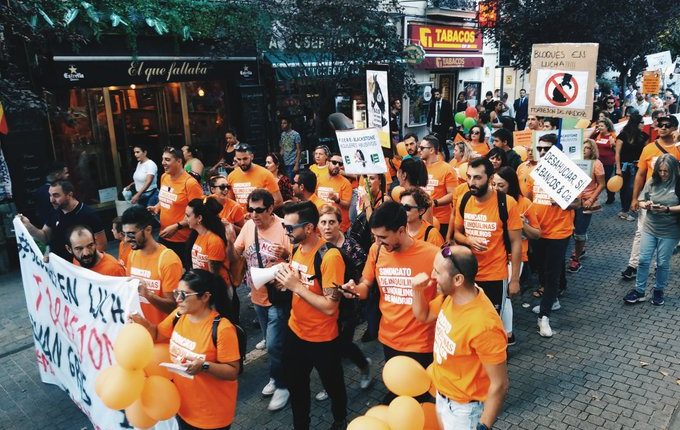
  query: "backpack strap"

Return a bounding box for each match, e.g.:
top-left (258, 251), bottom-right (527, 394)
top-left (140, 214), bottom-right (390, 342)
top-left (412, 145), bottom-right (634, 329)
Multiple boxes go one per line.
top-left (458, 191), bottom-right (473, 218)
top-left (211, 316), bottom-right (221, 347)
top-left (655, 140), bottom-right (669, 154)
top-left (424, 225), bottom-right (434, 242)
top-left (497, 191), bottom-right (511, 255)
top-left (254, 227), bottom-right (264, 268)
top-left (311, 243), bottom-right (331, 284)
top-left (171, 311), bottom-right (181, 327)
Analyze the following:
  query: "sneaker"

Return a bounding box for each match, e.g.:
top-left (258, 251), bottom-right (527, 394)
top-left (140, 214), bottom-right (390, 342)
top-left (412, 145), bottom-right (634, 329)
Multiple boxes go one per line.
top-left (532, 299), bottom-right (561, 314)
top-left (625, 214), bottom-right (636, 222)
top-left (328, 419), bottom-right (347, 430)
top-left (651, 289), bottom-right (665, 306)
top-left (360, 358), bottom-right (373, 389)
top-left (605, 197), bottom-right (615, 205)
top-left (621, 266), bottom-right (637, 280)
top-left (537, 316), bottom-right (553, 337)
top-left (255, 339), bottom-right (266, 350)
top-left (617, 211), bottom-right (627, 219)
top-left (268, 388), bottom-right (290, 411)
top-left (579, 248), bottom-right (586, 259)
top-left (261, 378), bottom-right (276, 396)
top-left (507, 333), bottom-right (516, 346)
top-left (567, 258), bottom-right (582, 273)
top-left (315, 390), bottom-right (328, 401)
top-left (623, 289), bottom-right (646, 304)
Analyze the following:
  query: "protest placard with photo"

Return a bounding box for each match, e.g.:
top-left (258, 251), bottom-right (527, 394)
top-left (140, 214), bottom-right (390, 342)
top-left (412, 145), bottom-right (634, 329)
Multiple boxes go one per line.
top-left (336, 128), bottom-right (388, 175)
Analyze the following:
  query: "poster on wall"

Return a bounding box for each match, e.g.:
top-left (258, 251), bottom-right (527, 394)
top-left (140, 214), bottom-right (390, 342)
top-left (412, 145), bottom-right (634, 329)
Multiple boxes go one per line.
top-left (366, 67), bottom-right (391, 148)
top-left (464, 81), bottom-right (482, 106)
top-left (407, 82), bottom-right (433, 127)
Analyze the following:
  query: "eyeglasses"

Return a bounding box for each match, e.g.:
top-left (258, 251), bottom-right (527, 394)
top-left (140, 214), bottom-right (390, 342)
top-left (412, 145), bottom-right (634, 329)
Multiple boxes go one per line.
top-left (173, 290), bottom-right (201, 301)
top-left (330, 160), bottom-right (344, 166)
top-left (402, 204), bottom-right (419, 211)
top-left (282, 222), bottom-right (309, 233)
top-left (441, 244), bottom-right (464, 274)
top-left (658, 123), bottom-right (673, 129)
top-left (247, 206), bottom-right (269, 213)
top-left (212, 184), bottom-right (229, 190)
top-left (665, 97), bottom-right (672, 100)
top-left (536, 146), bottom-right (551, 152)
top-left (418, 145), bottom-right (433, 150)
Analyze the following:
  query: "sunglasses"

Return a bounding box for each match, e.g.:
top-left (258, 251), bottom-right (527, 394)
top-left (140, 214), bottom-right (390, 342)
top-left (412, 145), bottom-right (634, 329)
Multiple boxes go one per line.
top-left (536, 146), bottom-right (552, 152)
top-left (234, 144), bottom-right (252, 152)
top-left (173, 290), bottom-right (200, 301)
top-left (247, 206), bottom-right (269, 213)
top-left (402, 204), bottom-right (419, 211)
top-left (441, 244), bottom-right (464, 274)
top-left (163, 146), bottom-right (182, 156)
top-left (212, 184), bottom-right (229, 190)
top-left (658, 123), bottom-right (673, 129)
top-left (418, 145), bottom-right (433, 150)
top-left (470, 131), bottom-right (480, 135)
top-left (122, 230), bottom-right (141, 239)
top-left (282, 222), bottom-right (309, 233)
top-left (330, 160), bottom-right (344, 166)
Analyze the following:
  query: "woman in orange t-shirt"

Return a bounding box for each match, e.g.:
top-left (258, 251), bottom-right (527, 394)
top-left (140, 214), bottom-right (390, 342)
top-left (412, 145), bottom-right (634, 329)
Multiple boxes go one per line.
top-left (132, 270), bottom-right (240, 430)
top-left (449, 141), bottom-right (472, 184)
top-left (467, 125), bottom-right (491, 158)
top-left (209, 175), bottom-right (246, 233)
top-left (400, 187), bottom-right (444, 247)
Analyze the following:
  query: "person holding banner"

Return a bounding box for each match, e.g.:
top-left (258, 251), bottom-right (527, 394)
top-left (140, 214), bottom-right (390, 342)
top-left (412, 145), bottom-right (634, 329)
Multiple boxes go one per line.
top-left (419, 135), bottom-right (458, 237)
top-left (131, 269), bottom-right (240, 430)
top-left (316, 154), bottom-right (352, 232)
top-left (66, 225), bottom-right (126, 276)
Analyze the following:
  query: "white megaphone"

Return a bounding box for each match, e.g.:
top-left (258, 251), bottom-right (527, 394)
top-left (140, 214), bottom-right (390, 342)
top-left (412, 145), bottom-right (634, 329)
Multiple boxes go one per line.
top-left (250, 263), bottom-right (283, 290)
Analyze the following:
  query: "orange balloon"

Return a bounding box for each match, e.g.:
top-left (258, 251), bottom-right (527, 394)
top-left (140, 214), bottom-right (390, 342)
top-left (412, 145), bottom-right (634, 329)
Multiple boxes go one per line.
top-left (457, 162), bottom-right (469, 180)
top-left (365, 405), bottom-right (390, 423)
top-left (396, 141), bottom-right (407, 157)
top-left (607, 175), bottom-right (623, 192)
top-left (144, 343), bottom-right (172, 379)
top-left (114, 323), bottom-right (154, 370)
top-left (97, 365), bottom-right (145, 410)
top-left (94, 366), bottom-right (115, 399)
top-left (125, 399), bottom-right (157, 429)
top-left (422, 402), bottom-right (441, 430)
top-left (382, 356), bottom-right (430, 397)
top-left (388, 396), bottom-right (425, 430)
top-left (513, 145), bottom-right (528, 162)
top-left (391, 185), bottom-right (405, 202)
top-left (140, 376), bottom-right (181, 421)
top-left (425, 363), bottom-right (437, 397)
top-left (348, 415), bottom-right (390, 430)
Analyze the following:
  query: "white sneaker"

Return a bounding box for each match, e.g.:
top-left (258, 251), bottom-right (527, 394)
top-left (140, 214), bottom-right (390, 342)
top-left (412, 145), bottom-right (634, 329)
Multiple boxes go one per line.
top-left (360, 358), bottom-right (373, 390)
top-left (255, 339), bottom-right (266, 350)
top-left (315, 390), bottom-right (328, 401)
top-left (532, 299), bottom-right (561, 314)
top-left (268, 388), bottom-right (290, 411)
top-left (538, 316), bottom-right (553, 338)
top-left (261, 378), bottom-right (276, 396)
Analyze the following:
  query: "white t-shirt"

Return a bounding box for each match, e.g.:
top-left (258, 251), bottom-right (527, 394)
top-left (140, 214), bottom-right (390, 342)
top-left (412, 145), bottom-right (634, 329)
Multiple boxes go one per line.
top-left (133, 159), bottom-right (158, 192)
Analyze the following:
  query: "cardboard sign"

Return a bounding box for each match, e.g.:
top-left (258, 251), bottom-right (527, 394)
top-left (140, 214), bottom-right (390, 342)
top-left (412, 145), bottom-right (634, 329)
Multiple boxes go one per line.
top-left (336, 128), bottom-right (388, 175)
top-left (530, 146), bottom-right (592, 209)
top-left (533, 129), bottom-right (582, 160)
top-left (642, 71), bottom-right (661, 95)
top-left (529, 43), bottom-right (599, 120)
top-left (646, 51), bottom-right (673, 72)
top-left (513, 129), bottom-right (533, 149)
top-left (366, 68), bottom-right (391, 148)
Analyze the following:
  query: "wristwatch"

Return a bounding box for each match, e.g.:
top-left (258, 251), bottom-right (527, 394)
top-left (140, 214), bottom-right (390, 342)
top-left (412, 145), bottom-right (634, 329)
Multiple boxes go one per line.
top-left (201, 362), bottom-right (210, 372)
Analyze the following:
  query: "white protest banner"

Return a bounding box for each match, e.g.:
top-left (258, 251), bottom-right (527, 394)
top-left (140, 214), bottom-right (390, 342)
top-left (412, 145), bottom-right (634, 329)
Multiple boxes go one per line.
top-left (14, 218), bottom-right (177, 430)
top-left (366, 67), bottom-right (391, 148)
top-left (646, 51), bottom-right (672, 72)
top-left (529, 43), bottom-right (599, 120)
top-left (530, 146), bottom-right (592, 209)
top-left (335, 128), bottom-right (387, 175)
top-left (533, 129), bottom-right (583, 161)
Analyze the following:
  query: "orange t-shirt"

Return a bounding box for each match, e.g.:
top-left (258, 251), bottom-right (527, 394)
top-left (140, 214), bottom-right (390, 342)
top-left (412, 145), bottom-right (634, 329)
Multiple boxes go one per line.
top-left (449, 182), bottom-right (470, 226)
top-left (227, 164), bottom-right (280, 208)
top-left (411, 221), bottom-right (445, 247)
top-left (516, 161), bottom-right (537, 198)
top-left (637, 140), bottom-right (680, 181)
top-left (526, 177), bottom-right (574, 239)
top-left (191, 231), bottom-right (230, 286)
top-left (431, 289), bottom-right (507, 403)
top-left (73, 252), bottom-right (126, 277)
top-left (316, 174), bottom-right (353, 232)
top-left (424, 160), bottom-right (458, 225)
top-left (308, 193), bottom-right (326, 211)
top-left (126, 246), bottom-right (183, 324)
top-left (157, 310), bottom-right (239, 428)
top-left (455, 190), bottom-right (522, 281)
top-left (362, 240), bottom-right (439, 353)
top-left (469, 141), bottom-right (490, 157)
top-left (449, 159), bottom-right (467, 184)
top-left (215, 197), bottom-right (246, 226)
top-left (118, 241), bottom-right (132, 267)
top-left (158, 172), bottom-right (204, 243)
top-left (289, 239), bottom-right (344, 342)
top-left (515, 196), bottom-right (539, 262)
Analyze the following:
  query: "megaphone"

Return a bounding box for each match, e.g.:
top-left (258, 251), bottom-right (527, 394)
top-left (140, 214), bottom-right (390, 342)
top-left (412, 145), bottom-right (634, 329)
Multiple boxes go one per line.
top-left (250, 264), bottom-right (283, 290)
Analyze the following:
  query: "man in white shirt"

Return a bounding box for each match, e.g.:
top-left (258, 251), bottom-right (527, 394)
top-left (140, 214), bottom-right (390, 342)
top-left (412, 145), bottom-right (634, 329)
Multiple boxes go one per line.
top-left (630, 92), bottom-right (650, 116)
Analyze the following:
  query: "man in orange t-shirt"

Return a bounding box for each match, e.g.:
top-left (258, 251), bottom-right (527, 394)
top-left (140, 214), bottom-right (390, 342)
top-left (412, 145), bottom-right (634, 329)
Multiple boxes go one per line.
top-left (342, 200), bottom-right (438, 403)
top-left (111, 217), bottom-right (131, 267)
top-left (454, 158), bottom-right (522, 317)
top-left (66, 225), bottom-right (126, 276)
top-left (122, 205), bottom-right (183, 324)
top-left (293, 170), bottom-right (325, 210)
top-left (419, 135), bottom-right (458, 238)
top-left (149, 146), bottom-right (204, 265)
top-left (227, 143), bottom-right (282, 209)
top-left (276, 201), bottom-right (347, 430)
top-left (316, 154), bottom-right (352, 232)
top-left (412, 245), bottom-right (508, 430)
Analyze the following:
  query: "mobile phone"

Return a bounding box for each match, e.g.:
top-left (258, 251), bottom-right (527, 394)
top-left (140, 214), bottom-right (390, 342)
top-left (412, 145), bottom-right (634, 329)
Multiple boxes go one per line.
top-left (333, 282), bottom-right (358, 297)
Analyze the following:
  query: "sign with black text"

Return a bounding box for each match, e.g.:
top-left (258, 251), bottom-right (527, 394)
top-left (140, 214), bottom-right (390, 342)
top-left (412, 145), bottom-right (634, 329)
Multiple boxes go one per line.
top-left (530, 146), bottom-right (592, 209)
top-left (366, 67), bottom-right (391, 148)
top-left (336, 129), bottom-right (387, 175)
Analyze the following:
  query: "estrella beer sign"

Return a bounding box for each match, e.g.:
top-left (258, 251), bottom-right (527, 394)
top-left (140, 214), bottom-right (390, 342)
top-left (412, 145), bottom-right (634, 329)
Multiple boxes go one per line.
top-left (408, 24), bottom-right (482, 53)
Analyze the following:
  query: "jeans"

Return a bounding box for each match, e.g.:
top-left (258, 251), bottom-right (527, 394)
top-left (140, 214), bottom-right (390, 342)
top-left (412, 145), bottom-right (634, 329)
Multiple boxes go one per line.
top-left (602, 163), bottom-right (615, 202)
top-left (620, 163), bottom-right (637, 212)
top-left (284, 329), bottom-right (346, 430)
top-left (634, 231), bottom-right (677, 294)
top-left (349, 188), bottom-right (359, 225)
top-left (628, 209), bottom-right (647, 268)
top-left (538, 237), bottom-right (569, 318)
top-left (435, 392), bottom-right (484, 430)
top-left (382, 344), bottom-right (432, 404)
top-left (254, 304), bottom-right (289, 389)
top-left (573, 208), bottom-right (593, 242)
top-left (137, 188), bottom-right (159, 207)
top-left (284, 164), bottom-right (296, 180)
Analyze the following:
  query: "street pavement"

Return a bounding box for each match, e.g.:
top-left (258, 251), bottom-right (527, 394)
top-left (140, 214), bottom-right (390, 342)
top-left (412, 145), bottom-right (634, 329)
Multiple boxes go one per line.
top-left (1, 201), bottom-right (680, 430)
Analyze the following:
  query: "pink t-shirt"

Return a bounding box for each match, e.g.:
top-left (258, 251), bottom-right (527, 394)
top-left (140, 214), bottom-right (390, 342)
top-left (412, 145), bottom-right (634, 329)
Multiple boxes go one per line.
top-left (580, 159), bottom-right (604, 201)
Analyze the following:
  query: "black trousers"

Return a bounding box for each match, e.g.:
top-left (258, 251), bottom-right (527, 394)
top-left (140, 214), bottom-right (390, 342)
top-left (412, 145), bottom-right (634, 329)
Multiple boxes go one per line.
top-left (382, 343), bottom-right (433, 404)
top-left (538, 237), bottom-right (569, 318)
top-left (284, 328), bottom-right (347, 430)
top-left (476, 280), bottom-right (504, 314)
top-left (433, 126), bottom-right (451, 161)
top-left (338, 319), bottom-right (369, 369)
top-left (159, 237), bottom-right (189, 268)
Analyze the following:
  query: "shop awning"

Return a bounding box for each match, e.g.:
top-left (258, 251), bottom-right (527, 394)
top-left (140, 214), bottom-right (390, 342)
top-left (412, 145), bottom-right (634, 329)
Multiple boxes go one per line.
top-left (263, 51), bottom-right (360, 80)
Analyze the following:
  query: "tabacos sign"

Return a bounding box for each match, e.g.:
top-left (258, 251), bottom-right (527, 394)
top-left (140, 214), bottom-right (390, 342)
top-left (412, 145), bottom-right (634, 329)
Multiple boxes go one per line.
top-left (408, 24), bottom-right (482, 53)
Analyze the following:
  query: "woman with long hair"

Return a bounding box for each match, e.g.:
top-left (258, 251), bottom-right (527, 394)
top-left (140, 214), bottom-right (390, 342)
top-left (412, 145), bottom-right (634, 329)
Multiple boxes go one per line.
top-left (211, 129), bottom-right (239, 175)
top-left (467, 124), bottom-right (490, 157)
top-left (265, 153), bottom-right (293, 202)
top-left (623, 154), bottom-right (680, 306)
top-left (397, 157), bottom-right (428, 188)
top-left (449, 141), bottom-right (471, 169)
top-left (455, 91), bottom-right (468, 113)
top-left (486, 147), bottom-right (508, 173)
top-left (615, 113), bottom-right (648, 220)
top-left (209, 175), bottom-right (246, 232)
top-left (124, 143), bottom-right (159, 206)
top-left (131, 269), bottom-right (240, 430)
top-left (588, 117), bottom-right (617, 204)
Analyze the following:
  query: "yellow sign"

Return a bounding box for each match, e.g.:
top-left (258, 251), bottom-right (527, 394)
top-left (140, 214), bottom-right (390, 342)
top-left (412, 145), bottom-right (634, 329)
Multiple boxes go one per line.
top-left (641, 71), bottom-right (661, 95)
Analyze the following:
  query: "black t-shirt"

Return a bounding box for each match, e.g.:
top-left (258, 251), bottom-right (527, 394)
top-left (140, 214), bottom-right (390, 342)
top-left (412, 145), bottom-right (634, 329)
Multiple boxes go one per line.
top-left (617, 130), bottom-right (648, 163)
top-left (33, 183), bottom-right (55, 226)
top-left (46, 202), bottom-right (104, 260)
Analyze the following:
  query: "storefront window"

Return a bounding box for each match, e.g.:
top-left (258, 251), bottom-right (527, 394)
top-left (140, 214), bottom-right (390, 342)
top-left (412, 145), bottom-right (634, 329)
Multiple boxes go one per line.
top-left (186, 81), bottom-right (226, 166)
top-left (407, 82), bottom-right (433, 127)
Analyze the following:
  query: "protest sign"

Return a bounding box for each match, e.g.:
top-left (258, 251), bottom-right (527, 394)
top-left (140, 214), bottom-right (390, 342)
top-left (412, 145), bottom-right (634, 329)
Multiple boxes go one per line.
top-left (530, 146), bottom-right (592, 209)
top-left (513, 129), bottom-right (533, 149)
top-left (574, 159), bottom-right (593, 177)
top-left (14, 218), bottom-right (176, 430)
top-left (336, 128), bottom-right (388, 175)
top-left (646, 51), bottom-right (672, 72)
top-left (529, 43), bottom-right (599, 120)
top-left (533, 129), bottom-right (582, 160)
top-left (641, 71), bottom-right (661, 95)
top-left (366, 67), bottom-right (391, 148)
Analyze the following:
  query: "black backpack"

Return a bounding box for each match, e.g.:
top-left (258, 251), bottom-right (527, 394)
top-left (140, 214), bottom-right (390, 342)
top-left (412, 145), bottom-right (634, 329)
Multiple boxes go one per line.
top-left (172, 313), bottom-right (247, 375)
top-left (459, 190), bottom-right (511, 254)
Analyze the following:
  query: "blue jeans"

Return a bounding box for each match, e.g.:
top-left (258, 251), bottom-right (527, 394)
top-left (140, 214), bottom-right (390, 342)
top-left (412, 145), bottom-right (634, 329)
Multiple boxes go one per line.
top-left (284, 165), bottom-right (296, 180)
top-left (435, 392), bottom-right (484, 430)
top-left (620, 162), bottom-right (637, 212)
top-left (573, 208), bottom-right (593, 242)
top-left (254, 304), bottom-right (289, 389)
top-left (634, 231), bottom-right (677, 294)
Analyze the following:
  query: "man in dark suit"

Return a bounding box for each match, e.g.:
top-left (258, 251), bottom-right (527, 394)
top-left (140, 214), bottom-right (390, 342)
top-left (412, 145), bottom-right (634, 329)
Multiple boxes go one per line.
top-left (426, 88), bottom-right (453, 161)
top-left (513, 88), bottom-right (529, 131)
